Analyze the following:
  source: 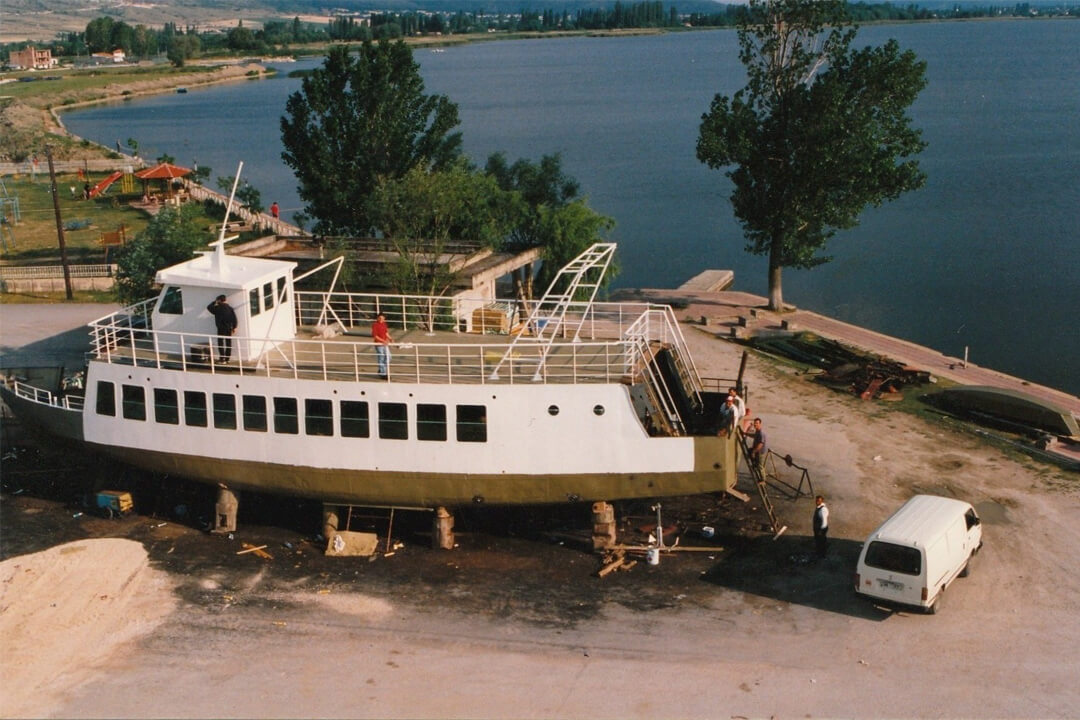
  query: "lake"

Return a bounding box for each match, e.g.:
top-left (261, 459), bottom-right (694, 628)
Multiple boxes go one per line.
top-left (62, 20), bottom-right (1080, 396)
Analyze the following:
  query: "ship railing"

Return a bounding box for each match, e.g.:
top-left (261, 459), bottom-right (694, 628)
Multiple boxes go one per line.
top-left (88, 298), bottom-right (156, 360)
top-left (85, 322), bottom-right (643, 385)
top-left (6, 379), bottom-right (84, 411)
top-left (294, 290), bottom-right (661, 341)
top-left (621, 307), bottom-right (705, 434)
top-left (87, 294), bottom-right (694, 386)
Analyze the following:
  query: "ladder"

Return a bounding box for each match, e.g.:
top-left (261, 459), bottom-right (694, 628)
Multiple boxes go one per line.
top-left (489, 243), bottom-right (616, 381)
top-left (737, 428), bottom-right (785, 537)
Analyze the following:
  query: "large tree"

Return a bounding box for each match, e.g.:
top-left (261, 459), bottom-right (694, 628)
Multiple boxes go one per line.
top-left (114, 204), bottom-right (211, 305)
top-left (697, 0), bottom-right (927, 310)
top-left (484, 152), bottom-right (614, 295)
top-left (280, 40), bottom-right (463, 237)
top-left (369, 160), bottom-right (518, 297)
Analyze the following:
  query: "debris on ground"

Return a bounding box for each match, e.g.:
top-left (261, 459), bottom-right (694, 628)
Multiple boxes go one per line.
top-left (746, 332), bottom-right (932, 400)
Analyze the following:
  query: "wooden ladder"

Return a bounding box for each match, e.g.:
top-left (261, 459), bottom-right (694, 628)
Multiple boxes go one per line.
top-left (737, 429), bottom-right (785, 537)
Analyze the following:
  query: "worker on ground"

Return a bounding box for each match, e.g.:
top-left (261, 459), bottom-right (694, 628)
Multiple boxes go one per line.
top-left (813, 495), bottom-right (830, 558)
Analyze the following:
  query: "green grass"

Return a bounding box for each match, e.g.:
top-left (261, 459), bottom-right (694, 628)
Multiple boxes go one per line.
top-left (0, 289), bottom-right (117, 304)
top-left (1, 173), bottom-right (153, 266)
top-left (2, 64), bottom-right (222, 106)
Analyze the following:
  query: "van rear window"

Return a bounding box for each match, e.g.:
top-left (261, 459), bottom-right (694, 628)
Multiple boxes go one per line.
top-left (864, 541), bottom-right (921, 576)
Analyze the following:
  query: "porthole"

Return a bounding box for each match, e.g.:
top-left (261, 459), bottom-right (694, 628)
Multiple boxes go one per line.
top-left (548, 405), bottom-right (559, 416)
top-left (593, 405), bottom-right (605, 416)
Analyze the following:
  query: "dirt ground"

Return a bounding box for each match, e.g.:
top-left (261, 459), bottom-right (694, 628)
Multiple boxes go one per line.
top-left (1, 311), bottom-right (1079, 718)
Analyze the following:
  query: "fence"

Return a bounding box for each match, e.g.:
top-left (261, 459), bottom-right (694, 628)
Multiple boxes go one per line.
top-left (0, 159), bottom-right (141, 176)
top-left (0, 264), bottom-right (117, 293)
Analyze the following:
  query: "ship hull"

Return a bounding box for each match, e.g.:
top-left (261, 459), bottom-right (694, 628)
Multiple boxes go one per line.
top-left (6, 359), bottom-right (736, 508)
top-left (85, 437), bottom-right (734, 507)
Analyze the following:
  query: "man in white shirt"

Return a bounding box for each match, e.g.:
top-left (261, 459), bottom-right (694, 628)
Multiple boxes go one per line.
top-left (813, 495), bottom-right (829, 558)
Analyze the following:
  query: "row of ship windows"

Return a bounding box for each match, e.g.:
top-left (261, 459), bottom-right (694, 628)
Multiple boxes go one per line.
top-left (94, 381), bottom-right (487, 442)
top-left (159, 278), bottom-right (289, 317)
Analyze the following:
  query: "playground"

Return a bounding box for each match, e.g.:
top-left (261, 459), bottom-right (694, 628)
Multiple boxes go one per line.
top-left (0, 170), bottom-right (150, 266)
top-left (0, 166), bottom-right (229, 263)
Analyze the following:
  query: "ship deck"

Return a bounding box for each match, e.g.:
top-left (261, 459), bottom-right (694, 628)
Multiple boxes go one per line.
top-left (86, 296), bottom-right (685, 387)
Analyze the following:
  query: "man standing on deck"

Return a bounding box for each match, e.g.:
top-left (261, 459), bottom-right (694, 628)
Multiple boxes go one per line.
top-left (270, 201), bottom-right (279, 219)
top-left (372, 313), bottom-right (392, 378)
top-left (207, 295), bottom-right (238, 362)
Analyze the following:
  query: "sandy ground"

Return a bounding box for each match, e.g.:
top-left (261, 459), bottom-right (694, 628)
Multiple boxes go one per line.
top-left (1, 305), bottom-right (1079, 718)
top-left (0, 539), bottom-right (176, 717)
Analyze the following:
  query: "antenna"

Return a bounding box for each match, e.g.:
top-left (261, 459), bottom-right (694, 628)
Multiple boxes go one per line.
top-left (209, 162), bottom-right (244, 272)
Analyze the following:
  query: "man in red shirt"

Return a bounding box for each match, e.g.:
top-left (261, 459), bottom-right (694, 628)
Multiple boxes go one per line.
top-left (372, 313), bottom-right (392, 378)
top-left (270, 201), bottom-right (279, 219)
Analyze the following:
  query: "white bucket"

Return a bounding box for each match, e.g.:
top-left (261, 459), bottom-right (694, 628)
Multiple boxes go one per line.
top-left (646, 547), bottom-right (660, 565)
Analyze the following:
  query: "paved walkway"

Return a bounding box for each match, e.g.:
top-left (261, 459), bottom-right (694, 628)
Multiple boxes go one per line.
top-left (633, 286), bottom-right (1079, 416)
top-left (631, 286), bottom-right (1080, 466)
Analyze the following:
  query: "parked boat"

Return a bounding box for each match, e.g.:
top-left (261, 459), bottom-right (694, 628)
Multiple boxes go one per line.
top-left (928, 385), bottom-right (1080, 440)
top-left (1, 240), bottom-right (737, 512)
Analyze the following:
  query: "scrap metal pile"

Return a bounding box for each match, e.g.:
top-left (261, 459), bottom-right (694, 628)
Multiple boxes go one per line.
top-left (747, 332), bottom-right (932, 400)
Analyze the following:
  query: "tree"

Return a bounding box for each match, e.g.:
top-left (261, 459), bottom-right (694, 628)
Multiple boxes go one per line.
top-left (697, 0), bottom-right (927, 310)
top-left (280, 41), bottom-right (462, 237)
top-left (484, 152), bottom-right (613, 295)
top-left (216, 175), bottom-right (264, 215)
top-left (368, 161), bottom-right (517, 297)
top-left (114, 204), bottom-right (211, 304)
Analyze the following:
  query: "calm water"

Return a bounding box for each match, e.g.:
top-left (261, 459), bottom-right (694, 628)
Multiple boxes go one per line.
top-left (63, 21), bottom-right (1080, 395)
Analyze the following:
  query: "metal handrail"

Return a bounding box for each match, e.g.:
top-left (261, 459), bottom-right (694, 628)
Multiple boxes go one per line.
top-left (85, 292), bottom-right (690, 389)
top-left (8, 379), bottom-right (83, 411)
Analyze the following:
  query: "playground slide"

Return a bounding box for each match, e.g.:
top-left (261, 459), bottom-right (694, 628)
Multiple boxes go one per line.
top-left (88, 171), bottom-right (123, 199)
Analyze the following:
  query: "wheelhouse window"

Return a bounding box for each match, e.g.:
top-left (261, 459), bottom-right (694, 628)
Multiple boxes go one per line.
top-left (263, 282), bottom-right (275, 311)
top-left (121, 384), bottom-right (146, 421)
top-left (378, 402), bottom-right (408, 440)
top-left (340, 400), bottom-right (370, 438)
top-left (305, 399), bottom-right (333, 436)
top-left (213, 393), bottom-right (237, 430)
top-left (95, 381), bottom-right (115, 416)
top-left (243, 395), bottom-right (267, 432)
top-left (153, 388), bottom-right (179, 425)
top-left (456, 404), bottom-right (487, 443)
top-left (159, 286), bottom-right (183, 314)
top-left (864, 541), bottom-right (922, 576)
top-left (184, 391), bottom-right (207, 427)
top-left (276, 277), bottom-right (289, 306)
top-left (417, 404), bottom-right (447, 441)
top-left (273, 396), bottom-right (298, 434)
top-left (249, 288), bottom-right (261, 317)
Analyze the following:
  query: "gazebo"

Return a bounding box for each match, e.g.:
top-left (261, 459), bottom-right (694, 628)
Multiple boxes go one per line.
top-left (135, 162), bottom-right (192, 199)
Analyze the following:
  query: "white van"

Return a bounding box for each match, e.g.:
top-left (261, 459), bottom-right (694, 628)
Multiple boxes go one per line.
top-left (855, 495), bottom-right (982, 614)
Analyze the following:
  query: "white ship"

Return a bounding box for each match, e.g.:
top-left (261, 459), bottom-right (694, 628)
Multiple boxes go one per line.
top-left (2, 240), bottom-right (737, 523)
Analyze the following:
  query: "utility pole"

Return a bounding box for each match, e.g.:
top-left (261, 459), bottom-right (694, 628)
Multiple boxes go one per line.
top-left (44, 145), bottom-right (74, 300)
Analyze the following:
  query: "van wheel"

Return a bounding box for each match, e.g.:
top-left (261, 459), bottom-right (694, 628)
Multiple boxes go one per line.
top-left (960, 555), bottom-right (973, 578)
top-left (926, 591), bottom-right (942, 615)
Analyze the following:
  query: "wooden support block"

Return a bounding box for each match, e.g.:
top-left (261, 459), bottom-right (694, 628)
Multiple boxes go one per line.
top-left (593, 521), bottom-right (616, 536)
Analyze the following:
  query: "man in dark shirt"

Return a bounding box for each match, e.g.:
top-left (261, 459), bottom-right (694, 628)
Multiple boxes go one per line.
top-left (748, 417), bottom-right (767, 476)
top-left (207, 295), bottom-right (238, 362)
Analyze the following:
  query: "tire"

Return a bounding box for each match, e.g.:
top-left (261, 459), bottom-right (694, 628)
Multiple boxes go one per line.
top-left (960, 555), bottom-right (972, 578)
top-left (926, 589), bottom-right (942, 615)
